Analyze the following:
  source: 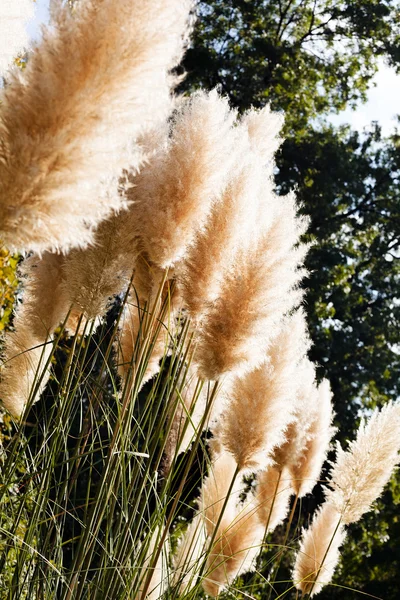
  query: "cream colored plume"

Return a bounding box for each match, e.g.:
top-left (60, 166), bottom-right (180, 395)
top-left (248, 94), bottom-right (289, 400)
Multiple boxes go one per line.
top-left (180, 104), bottom-right (285, 322)
top-left (325, 401), bottom-right (400, 524)
top-left (0, 0), bottom-right (192, 252)
top-left (198, 452), bottom-right (263, 596)
top-left (201, 452), bottom-right (242, 534)
top-left (181, 156), bottom-right (262, 321)
top-left (242, 105), bottom-right (284, 168)
top-left (131, 90), bottom-right (240, 268)
top-left (195, 193), bottom-right (308, 380)
top-left (293, 503), bottom-right (346, 596)
top-left (61, 212), bottom-right (139, 324)
top-left (0, 253), bottom-right (70, 416)
top-left (0, 0), bottom-right (35, 76)
top-left (203, 500), bottom-right (264, 597)
top-left (116, 254), bottom-right (176, 388)
top-left (254, 465), bottom-right (293, 533)
top-left (172, 453), bottom-right (239, 594)
top-left (275, 363), bottom-right (336, 497)
top-left (214, 310), bottom-right (309, 472)
top-left (56, 119), bottom-right (169, 328)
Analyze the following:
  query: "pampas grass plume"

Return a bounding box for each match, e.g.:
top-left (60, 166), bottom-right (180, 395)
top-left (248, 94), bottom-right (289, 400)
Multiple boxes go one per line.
top-left (0, 253), bottom-right (70, 416)
top-left (254, 465), bottom-right (293, 532)
top-left (293, 503), bottom-right (346, 596)
top-left (130, 90), bottom-right (240, 268)
top-left (275, 364), bottom-right (335, 497)
top-left (196, 193), bottom-right (308, 380)
top-left (203, 499), bottom-right (264, 596)
top-left (0, 0), bottom-right (192, 252)
top-left (215, 310), bottom-right (309, 472)
top-left (325, 401), bottom-right (400, 524)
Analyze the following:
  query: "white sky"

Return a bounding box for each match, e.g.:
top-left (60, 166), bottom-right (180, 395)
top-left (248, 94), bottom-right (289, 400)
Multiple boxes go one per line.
top-left (21, 0), bottom-right (400, 137)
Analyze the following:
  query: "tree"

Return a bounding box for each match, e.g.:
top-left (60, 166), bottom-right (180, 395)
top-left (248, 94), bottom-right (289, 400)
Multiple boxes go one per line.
top-left (276, 123), bottom-right (400, 441)
top-left (179, 0), bottom-right (400, 133)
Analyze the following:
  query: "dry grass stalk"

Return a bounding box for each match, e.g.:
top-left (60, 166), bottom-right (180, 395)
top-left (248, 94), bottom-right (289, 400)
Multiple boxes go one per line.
top-left (0, 0), bottom-right (192, 252)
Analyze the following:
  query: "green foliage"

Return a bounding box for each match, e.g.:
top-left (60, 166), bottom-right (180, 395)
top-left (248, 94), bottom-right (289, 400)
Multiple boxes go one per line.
top-left (180, 0), bottom-right (400, 133)
top-left (0, 248), bottom-right (18, 332)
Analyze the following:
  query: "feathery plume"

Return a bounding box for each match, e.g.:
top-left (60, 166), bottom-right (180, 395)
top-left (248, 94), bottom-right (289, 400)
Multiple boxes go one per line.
top-left (325, 401), bottom-right (400, 524)
top-left (0, 0), bottom-right (35, 77)
top-left (181, 147), bottom-right (263, 321)
top-left (201, 452), bottom-right (241, 535)
top-left (215, 310), bottom-right (309, 471)
top-left (0, 253), bottom-right (70, 416)
top-left (62, 213), bottom-right (139, 323)
top-left (0, 0), bottom-right (192, 252)
top-left (116, 255), bottom-right (175, 387)
top-left (275, 365), bottom-right (336, 497)
top-left (195, 194), bottom-right (308, 380)
top-left (242, 105), bottom-right (284, 168)
top-left (203, 500), bottom-right (264, 597)
top-left (61, 120), bottom-right (169, 328)
top-left (254, 465), bottom-right (293, 533)
top-left (293, 503), bottom-right (346, 596)
top-left (195, 451), bottom-right (262, 596)
top-left (181, 104), bottom-right (285, 322)
top-left (131, 90), bottom-right (240, 268)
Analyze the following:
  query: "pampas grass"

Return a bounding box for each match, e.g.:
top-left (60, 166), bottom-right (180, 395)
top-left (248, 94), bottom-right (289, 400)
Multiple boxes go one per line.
top-left (195, 194), bottom-right (308, 380)
top-left (0, 253), bottom-right (70, 416)
top-left (203, 501), bottom-right (264, 597)
top-left (254, 465), bottom-right (293, 533)
top-left (325, 401), bottom-right (400, 524)
top-left (0, 0), bottom-right (192, 252)
top-left (293, 402), bottom-right (400, 596)
top-left (293, 503), bottom-right (346, 596)
top-left (214, 310), bottom-right (309, 472)
top-left (0, 15), bottom-right (396, 594)
top-left (276, 367), bottom-right (336, 497)
top-left (130, 90), bottom-right (240, 268)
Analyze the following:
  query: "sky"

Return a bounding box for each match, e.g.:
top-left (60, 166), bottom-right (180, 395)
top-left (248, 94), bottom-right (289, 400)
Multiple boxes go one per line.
top-left (22, 0), bottom-right (400, 137)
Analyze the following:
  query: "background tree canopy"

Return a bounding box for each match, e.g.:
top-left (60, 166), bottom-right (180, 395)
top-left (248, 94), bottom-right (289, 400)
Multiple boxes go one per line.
top-left (179, 0), bottom-right (400, 597)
